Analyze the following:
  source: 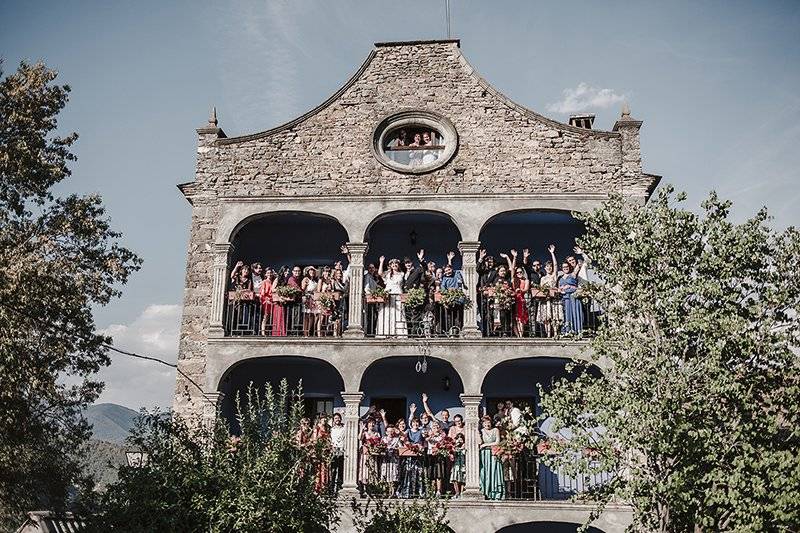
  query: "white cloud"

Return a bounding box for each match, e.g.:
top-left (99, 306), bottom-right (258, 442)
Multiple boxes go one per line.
top-left (547, 82), bottom-right (626, 114)
top-left (95, 304), bottom-right (181, 411)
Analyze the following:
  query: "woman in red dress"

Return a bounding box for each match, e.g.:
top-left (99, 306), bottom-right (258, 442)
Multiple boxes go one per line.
top-left (502, 250), bottom-right (529, 337)
top-left (258, 268), bottom-right (276, 335)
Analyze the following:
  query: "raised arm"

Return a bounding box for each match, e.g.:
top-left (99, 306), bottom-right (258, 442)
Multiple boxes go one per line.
top-left (421, 392), bottom-right (435, 419)
top-left (408, 402), bottom-right (417, 425)
top-left (230, 261), bottom-right (244, 283)
top-left (377, 256), bottom-right (386, 277)
top-left (446, 251), bottom-right (455, 267)
top-left (499, 252), bottom-right (513, 272)
top-left (548, 244), bottom-right (557, 273)
top-left (476, 249), bottom-right (488, 275)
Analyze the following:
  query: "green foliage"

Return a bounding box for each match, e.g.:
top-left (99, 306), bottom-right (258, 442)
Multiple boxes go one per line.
top-left (351, 489), bottom-right (450, 533)
top-left (439, 288), bottom-right (472, 309)
top-left (0, 61), bottom-right (140, 529)
top-left (87, 381), bottom-right (340, 532)
top-left (403, 288), bottom-right (426, 308)
top-left (540, 187), bottom-right (800, 532)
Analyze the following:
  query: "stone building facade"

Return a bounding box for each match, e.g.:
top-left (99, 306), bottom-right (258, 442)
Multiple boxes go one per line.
top-left (174, 40), bottom-right (658, 532)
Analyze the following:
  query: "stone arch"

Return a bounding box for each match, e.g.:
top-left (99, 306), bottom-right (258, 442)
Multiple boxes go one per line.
top-left (495, 522), bottom-right (606, 533)
top-left (228, 211), bottom-right (350, 268)
top-left (478, 209), bottom-right (585, 264)
top-left (216, 207), bottom-right (353, 246)
top-left (363, 210), bottom-right (464, 268)
top-left (217, 356), bottom-right (346, 431)
top-left (359, 356), bottom-right (466, 424)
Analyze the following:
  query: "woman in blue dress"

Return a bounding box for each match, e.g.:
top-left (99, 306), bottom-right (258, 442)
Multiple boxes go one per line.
top-left (397, 417), bottom-right (427, 498)
top-left (558, 260), bottom-right (583, 336)
top-left (479, 415), bottom-right (505, 500)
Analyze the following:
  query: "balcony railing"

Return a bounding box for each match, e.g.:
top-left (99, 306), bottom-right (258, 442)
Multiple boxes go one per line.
top-left (352, 447), bottom-right (609, 500)
top-left (223, 290), bottom-right (599, 339)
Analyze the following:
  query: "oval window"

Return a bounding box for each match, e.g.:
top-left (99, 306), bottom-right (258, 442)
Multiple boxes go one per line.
top-left (372, 111), bottom-right (457, 174)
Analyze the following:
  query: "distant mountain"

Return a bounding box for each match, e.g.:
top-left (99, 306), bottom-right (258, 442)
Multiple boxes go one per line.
top-left (85, 403), bottom-right (139, 443)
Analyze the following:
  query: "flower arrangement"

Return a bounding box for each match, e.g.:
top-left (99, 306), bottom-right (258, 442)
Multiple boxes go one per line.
top-left (366, 286), bottom-right (389, 303)
top-left (492, 282), bottom-right (515, 310)
top-left (399, 442), bottom-right (424, 456)
top-left (439, 288), bottom-right (472, 309)
top-left (402, 287), bottom-right (426, 308)
top-left (491, 437), bottom-right (524, 463)
top-left (228, 289), bottom-right (255, 302)
top-left (431, 436), bottom-right (455, 459)
top-left (365, 436), bottom-right (386, 456)
top-left (275, 285), bottom-right (302, 302)
top-left (316, 292), bottom-right (336, 313)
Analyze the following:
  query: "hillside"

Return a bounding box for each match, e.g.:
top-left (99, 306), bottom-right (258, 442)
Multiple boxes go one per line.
top-left (85, 403), bottom-right (139, 443)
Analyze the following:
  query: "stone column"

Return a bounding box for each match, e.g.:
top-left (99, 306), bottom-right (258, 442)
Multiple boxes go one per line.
top-left (209, 242), bottom-right (232, 338)
top-left (458, 241), bottom-right (481, 338)
top-left (202, 391), bottom-right (225, 429)
top-left (341, 391), bottom-right (363, 493)
top-left (460, 393), bottom-right (483, 498)
top-left (344, 242), bottom-right (368, 338)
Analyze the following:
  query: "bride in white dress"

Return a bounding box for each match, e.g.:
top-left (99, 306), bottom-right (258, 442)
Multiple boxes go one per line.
top-left (376, 256), bottom-right (407, 338)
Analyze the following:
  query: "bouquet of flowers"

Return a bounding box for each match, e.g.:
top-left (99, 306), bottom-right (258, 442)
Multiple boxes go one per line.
top-left (431, 435), bottom-right (456, 459)
top-left (275, 285), bottom-right (302, 302)
top-left (365, 436), bottom-right (386, 456)
top-left (439, 288), bottom-right (473, 309)
top-left (492, 282), bottom-right (515, 310)
top-left (491, 437), bottom-right (524, 464)
top-left (228, 289), bottom-right (255, 301)
top-left (316, 292), bottom-right (336, 313)
top-left (402, 287), bottom-right (426, 308)
top-left (399, 442), bottom-right (424, 456)
top-left (366, 286), bottom-right (389, 303)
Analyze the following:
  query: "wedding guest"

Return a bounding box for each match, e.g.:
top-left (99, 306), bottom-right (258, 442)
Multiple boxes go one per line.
top-left (312, 416), bottom-right (331, 494)
top-left (450, 433), bottom-right (466, 498)
top-left (537, 245), bottom-right (562, 338)
top-left (287, 266), bottom-right (304, 334)
top-left (330, 413), bottom-right (345, 492)
top-left (426, 421), bottom-right (447, 496)
top-left (397, 416), bottom-right (426, 498)
top-left (381, 425), bottom-right (402, 496)
top-left (330, 269), bottom-right (347, 337)
top-left (302, 266), bottom-right (319, 337)
top-left (316, 268), bottom-right (333, 336)
top-left (479, 415), bottom-right (505, 500)
top-left (358, 418), bottom-right (381, 492)
top-left (558, 255), bottom-right (583, 336)
top-left (421, 393), bottom-right (453, 433)
top-left (230, 261), bottom-right (252, 291)
top-left (258, 267), bottom-right (277, 335)
top-left (502, 249), bottom-right (529, 337)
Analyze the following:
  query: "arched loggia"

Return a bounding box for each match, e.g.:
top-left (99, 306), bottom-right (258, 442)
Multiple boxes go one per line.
top-left (364, 210), bottom-right (462, 268)
top-left (495, 523), bottom-right (606, 533)
top-left (218, 356), bottom-right (346, 432)
top-left (481, 357), bottom-right (605, 500)
top-left (479, 210), bottom-right (584, 265)
top-left (359, 356), bottom-right (465, 425)
top-left (231, 211), bottom-right (349, 269)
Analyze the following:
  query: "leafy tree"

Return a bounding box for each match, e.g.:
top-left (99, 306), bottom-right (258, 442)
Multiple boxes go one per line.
top-left (350, 489), bottom-right (450, 533)
top-left (89, 381), bottom-right (340, 532)
top-left (540, 187), bottom-right (800, 532)
top-left (0, 61), bottom-right (140, 528)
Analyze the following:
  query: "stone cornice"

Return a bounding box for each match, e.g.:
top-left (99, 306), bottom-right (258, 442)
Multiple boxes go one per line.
top-left (217, 192), bottom-right (613, 204)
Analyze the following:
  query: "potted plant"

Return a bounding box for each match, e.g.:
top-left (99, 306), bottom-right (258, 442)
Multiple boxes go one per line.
top-left (365, 286), bottom-right (389, 304)
top-left (439, 288), bottom-right (472, 309)
top-left (274, 285), bottom-right (302, 304)
top-left (400, 287), bottom-right (426, 308)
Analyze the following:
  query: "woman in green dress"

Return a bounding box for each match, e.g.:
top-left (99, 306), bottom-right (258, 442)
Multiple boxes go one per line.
top-left (479, 415), bottom-right (505, 500)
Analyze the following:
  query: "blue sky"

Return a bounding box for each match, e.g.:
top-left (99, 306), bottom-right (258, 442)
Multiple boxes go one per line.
top-left (2, 1), bottom-right (799, 409)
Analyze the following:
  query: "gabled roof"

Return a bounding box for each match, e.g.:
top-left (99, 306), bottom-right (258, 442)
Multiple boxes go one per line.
top-left (217, 40), bottom-right (619, 145)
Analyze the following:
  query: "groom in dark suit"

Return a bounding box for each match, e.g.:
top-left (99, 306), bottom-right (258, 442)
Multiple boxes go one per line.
top-left (403, 249), bottom-right (426, 335)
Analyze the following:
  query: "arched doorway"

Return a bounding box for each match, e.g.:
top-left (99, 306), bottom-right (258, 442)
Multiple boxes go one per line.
top-left (226, 212), bottom-right (349, 336)
top-left (218, 356), bottom-right (345, 432)
top-left (359, 356), bottom-right (465, 428)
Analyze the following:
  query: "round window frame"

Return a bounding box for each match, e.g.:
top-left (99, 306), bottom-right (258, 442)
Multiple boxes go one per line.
top-left (371, 110), bottom-right (458, 174)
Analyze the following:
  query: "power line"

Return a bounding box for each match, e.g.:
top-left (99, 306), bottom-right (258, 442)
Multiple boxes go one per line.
top-left (0, 301), bottom-right (214, 405)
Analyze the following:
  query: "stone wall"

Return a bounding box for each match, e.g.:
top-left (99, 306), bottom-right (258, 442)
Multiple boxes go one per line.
top-left (188, 40), bottom-right (653, 201)
top-left (173, 39), bottom-right (657, 417)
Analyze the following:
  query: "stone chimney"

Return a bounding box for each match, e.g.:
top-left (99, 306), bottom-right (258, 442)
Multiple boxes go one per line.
top-left (613, 102), bottom-right (643, 177)
top-left (569, 114), bottom-right (595, 129)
